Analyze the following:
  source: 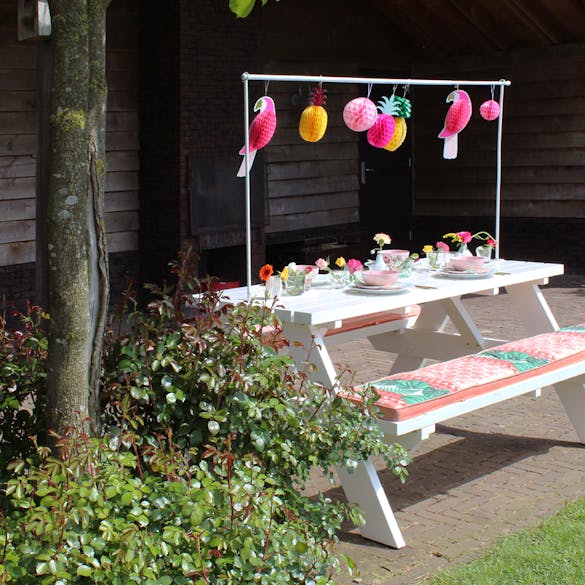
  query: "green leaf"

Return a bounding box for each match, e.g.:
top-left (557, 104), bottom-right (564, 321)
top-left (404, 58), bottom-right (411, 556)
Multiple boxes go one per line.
top-left (76, 565), bottom-right (92, 577)
top-left (229, 0), bottom-right (257, 18)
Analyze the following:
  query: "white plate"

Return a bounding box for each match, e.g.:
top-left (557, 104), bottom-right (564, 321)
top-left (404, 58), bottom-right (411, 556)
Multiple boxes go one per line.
top-left (439, 268), bottom-right (494, 279)
top-left (348, 283), bottom-right (412, 295)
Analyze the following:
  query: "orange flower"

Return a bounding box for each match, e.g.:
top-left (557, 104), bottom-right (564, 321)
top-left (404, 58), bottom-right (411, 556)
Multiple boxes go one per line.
top-left (259, 264), bottom-right (274, 282)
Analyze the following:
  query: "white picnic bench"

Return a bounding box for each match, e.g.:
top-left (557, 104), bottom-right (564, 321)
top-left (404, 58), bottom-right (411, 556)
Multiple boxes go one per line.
top-left (339, 324), bottom-right (585, 548)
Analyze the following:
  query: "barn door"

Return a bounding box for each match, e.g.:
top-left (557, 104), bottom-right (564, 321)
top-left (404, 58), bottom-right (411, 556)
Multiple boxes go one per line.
top-left (358, 79), bottom-right (413, 249)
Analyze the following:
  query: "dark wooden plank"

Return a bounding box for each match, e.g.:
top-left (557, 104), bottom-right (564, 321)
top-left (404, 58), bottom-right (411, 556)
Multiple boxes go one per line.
top-left (0, 69), bottom-right (36, 91)
top-left (105, 190), bottom-right (139, 213)
top-left (105, 170), bottom-right (139, 192)
top-left (0, 219), bottom-right (35, 244)
top-left (0, 47), bottom-right (37, 69)
top-left (106, 131), bottom-right (139, 151)
top-left (0, 241), bottom-right (35, 266)
top-left (0, 134), bottom-right (37, 156)
top-left (267, 142), bottom-right (358, 163)
top-left (417, 183), bottom-right (585, 201)
top-left (266, 208), bottom-right (360, 234)
top-left (0, 156), bottom-right (36, 178)
top-left (108, 230), bottom-right (139, 253)
top-left (0, 198), bottom-right (35, 221)
top-left (269, 174), bottom-right (359, 198)
top-left (0, 177), bottom-right (35, 199)
top-left (416, 165), bottom-right (585, 184)
top-left (269, 191), bottom-right (359, 215)
top-left (106, 111), bottom-right (139, 132)
top-left (106, 150), bottom-right (139, 172)
top-left (416, 148), bottom-right (585, 168)
top-left (0, 111), bottom-right (36, 134)
top-left (269, 159), bottom-right (359, 181)
top-left (0, 90), bottom-right (36, 112)
top-left (104, 210), bottom-right (139, 233)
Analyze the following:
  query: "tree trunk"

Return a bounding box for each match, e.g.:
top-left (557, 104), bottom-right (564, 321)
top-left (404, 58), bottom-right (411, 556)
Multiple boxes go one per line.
top-left (46, 0), bottom-right (110, 435)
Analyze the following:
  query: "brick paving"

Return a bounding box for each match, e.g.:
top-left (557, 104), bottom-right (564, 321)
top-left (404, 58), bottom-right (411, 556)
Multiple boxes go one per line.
top-left (305, 274), bottom-right (585, 585)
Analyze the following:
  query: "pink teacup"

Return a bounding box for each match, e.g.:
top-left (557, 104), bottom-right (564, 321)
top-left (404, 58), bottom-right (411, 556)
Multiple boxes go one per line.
top-left (379, 249), bottom-right (410, 269)
top-left (448, 256), bottom-right (487, 272)
top-left (361, 270), bottom-right (399, 287)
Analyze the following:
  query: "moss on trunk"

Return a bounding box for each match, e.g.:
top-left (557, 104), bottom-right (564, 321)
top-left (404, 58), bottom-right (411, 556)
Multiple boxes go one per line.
top-left (46, 0), bottom-right (111, 434)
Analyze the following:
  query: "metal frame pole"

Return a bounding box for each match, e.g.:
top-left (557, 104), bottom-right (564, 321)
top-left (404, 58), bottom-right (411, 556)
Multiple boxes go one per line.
top-left (241, 72), bottom-right (511, 292)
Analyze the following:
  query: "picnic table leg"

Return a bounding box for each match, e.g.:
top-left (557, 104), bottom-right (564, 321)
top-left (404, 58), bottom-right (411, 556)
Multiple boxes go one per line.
top-left (505, 282), bottom-right (559, 335)
top-left (279, 322), bottom-right (339, 388)
top-left (336, 460), bottom-right (406, 548)
top-left (553, 376), bottom-right (585, 443)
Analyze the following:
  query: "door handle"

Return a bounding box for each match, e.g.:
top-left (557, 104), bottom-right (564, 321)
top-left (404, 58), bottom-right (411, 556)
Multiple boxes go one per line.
top-left (360, 162), bottom-right (373, 184)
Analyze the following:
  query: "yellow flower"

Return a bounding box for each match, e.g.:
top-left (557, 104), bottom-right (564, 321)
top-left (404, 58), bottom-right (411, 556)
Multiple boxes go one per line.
top-left (335, 256), bottom-right (346, 268)
top-left (280, 267), bottom-right (289, 282)
top-left (422, 244), bottom-right (433, 254)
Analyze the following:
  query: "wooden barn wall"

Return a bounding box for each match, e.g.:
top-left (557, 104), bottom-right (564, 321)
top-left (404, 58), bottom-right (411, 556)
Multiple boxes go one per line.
top-left (0, 0), bottom-right (139, 273)
top-left (104, 0), bottom-right (140, 257)
top-left (410, 43), bottom-right (585, 262)
top-left (260, 0), bottom-right (411, 242)
top-left (263, 83), bottom-right (360, 236)
top-left (0, 0), bottom-right (37, 267)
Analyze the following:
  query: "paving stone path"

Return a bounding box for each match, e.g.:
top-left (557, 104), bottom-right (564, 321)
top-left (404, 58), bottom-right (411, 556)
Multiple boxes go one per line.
top-left (306, 274), bottom-right (585, 585)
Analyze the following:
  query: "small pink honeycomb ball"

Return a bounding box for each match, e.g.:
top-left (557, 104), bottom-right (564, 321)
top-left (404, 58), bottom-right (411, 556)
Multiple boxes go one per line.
top-left (480, 99), bottom-right (500, 121)
top-left (343, 97), bottom-right (377, 132)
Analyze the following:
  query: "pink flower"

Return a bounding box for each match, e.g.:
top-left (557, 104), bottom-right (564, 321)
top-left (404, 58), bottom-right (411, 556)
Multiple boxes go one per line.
top-left (315, 258), bottom-right (328, 270)
top-left (346, 258), bottom-right (363, 274)
top-left (487, 238), bottom-right (496, 248)
top-left (436, 241), bottom-right (449, 252)
top-left (456, 231), bottom-right (472, 244)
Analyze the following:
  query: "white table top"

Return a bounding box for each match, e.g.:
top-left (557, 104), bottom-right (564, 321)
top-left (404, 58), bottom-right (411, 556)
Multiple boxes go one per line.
top-left (220, 259), bottom-right (564, 327)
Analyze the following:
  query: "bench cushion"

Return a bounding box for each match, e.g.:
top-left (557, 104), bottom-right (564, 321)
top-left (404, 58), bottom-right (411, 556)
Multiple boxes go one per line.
top-left (355, 324), bottom-right (585, 421)
top-left (325, 306), bottom-right (420, 337)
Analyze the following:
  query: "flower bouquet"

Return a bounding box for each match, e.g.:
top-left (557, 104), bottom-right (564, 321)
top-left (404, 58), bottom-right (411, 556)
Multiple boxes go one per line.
top-left (315, 256), bottom-right (363, 288)
top-left (422, 241), bottom-right (450, 270)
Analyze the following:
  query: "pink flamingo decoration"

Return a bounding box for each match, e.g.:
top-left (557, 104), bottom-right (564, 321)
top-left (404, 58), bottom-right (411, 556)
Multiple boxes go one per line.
top-left (438, 89), bottom-right (472, 159)
top-left (237, 96), bottom-right (277, 177)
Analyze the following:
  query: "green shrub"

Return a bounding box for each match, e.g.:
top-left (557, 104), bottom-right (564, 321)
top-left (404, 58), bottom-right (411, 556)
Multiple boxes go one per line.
top-left (0, 304), bottom-right (47, 476)
top-left (0, 253), bottom-right (409, 583)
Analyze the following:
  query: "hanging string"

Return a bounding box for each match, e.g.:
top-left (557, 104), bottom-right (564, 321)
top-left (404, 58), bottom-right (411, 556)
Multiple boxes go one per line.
top-left (402, 85), bottom-right (410, 97)
top-left (392, 84), bottom-right (398, 95)
top-left (490, 84), bottom-right (495, 100)
top-left (367, 82), bottom-right (373, 98)
top-left (264, 80), bottom-right (270, 94)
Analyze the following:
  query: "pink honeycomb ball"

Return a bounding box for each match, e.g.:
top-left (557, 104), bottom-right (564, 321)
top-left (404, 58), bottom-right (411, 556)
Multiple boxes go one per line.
top-left (480, 99), bottom-right (500, 121)
top-left (343, 97), bottom-right (377, 132)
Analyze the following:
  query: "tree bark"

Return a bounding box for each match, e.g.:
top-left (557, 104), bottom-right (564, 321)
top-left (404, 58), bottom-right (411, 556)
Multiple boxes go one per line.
top-left (46, 0), bottom-right (111, 435)
top-left (87, 0), bottom-right (112, 426)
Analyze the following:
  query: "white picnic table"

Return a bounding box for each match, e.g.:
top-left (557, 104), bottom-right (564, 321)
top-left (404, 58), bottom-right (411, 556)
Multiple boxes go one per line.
top-left (219, 258), bottom-right (566, 547)
top-left (223, 259), bottom-right (564, 388)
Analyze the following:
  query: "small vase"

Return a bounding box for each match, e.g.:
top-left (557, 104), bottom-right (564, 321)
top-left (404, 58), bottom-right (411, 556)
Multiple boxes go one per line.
top-left (371, 251), bottom-right (387, 271)
top-left (457, 243), bottom-right (473, 256)
top-left (329, 270), bottom-right (349, 288)
top-left (265, 275), bottom-right (282, 298)
top-left (475, 245), bottom-right (493, 260)
top-left (285, 274), bottom-right (306, 296)
top-left (427, 250), bottom-right (447, 270)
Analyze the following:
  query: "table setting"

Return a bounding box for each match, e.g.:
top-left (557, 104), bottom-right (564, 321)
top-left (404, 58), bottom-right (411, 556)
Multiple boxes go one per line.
top-left (258, 229), bottom-right (503, 298)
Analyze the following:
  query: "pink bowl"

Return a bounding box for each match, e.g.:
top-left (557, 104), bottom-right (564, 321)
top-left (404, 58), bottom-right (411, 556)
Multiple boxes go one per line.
top-left (448, 256), bottom-right (486, 272)
top-left (361, 270), bottom-right (399, 287)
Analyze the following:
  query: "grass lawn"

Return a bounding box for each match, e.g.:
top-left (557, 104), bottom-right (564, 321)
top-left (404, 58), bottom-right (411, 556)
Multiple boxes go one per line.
top-left (424, 498), bottom-right (585, 584)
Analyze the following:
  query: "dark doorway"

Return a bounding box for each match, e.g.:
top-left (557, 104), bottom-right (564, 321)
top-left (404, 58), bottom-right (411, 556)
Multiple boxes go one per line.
top-left (358, 73), bottom-right (414, 250)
